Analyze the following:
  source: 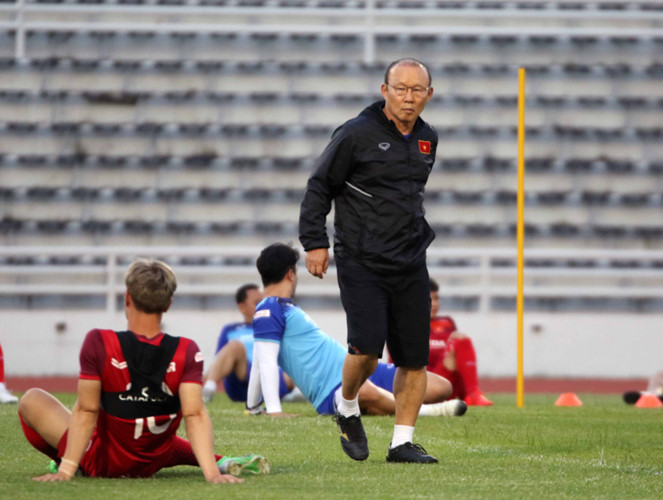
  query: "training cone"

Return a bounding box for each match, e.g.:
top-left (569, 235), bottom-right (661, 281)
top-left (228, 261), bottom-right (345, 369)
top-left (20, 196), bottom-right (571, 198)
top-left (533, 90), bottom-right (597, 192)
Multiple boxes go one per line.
top-left (554, 392), bottom-right (583, 407)
top-left (635, 393), bottom-right (663, 408)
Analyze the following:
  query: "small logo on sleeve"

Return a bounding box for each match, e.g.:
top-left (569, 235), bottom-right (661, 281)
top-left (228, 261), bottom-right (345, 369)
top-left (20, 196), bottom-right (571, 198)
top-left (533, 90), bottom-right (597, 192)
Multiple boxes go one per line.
top-left (254, 309), bottom-right (271, 319)
top-left (418, 140), bottom-right (431, 154)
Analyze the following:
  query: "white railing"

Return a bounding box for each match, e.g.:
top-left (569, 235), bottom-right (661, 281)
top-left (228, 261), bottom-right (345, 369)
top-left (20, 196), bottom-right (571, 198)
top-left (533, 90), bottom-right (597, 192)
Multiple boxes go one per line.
top-left (1, 246), bottom-right (662, 314)
top-left (1, 0), bottom-right (663, 61)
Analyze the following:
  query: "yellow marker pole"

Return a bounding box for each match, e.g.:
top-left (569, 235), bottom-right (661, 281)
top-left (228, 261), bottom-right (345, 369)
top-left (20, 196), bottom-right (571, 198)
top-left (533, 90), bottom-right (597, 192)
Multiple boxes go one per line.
top-left (517, 68), bottom-right (526, 408)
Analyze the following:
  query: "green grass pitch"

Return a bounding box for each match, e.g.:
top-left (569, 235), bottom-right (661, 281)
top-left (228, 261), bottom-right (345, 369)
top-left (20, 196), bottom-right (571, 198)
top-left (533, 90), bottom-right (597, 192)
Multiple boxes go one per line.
top-left (2, 393), bottom-right (662, 499)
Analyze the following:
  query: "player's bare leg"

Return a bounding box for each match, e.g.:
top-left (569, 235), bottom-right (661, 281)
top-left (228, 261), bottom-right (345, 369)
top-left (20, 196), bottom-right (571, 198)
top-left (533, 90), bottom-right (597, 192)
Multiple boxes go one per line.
top-left (202, 340), bottom-right (248, 402)
top-left (423, 371), bottom-right (452, 404)
top-left (18, 388), bottom-right (71, 448)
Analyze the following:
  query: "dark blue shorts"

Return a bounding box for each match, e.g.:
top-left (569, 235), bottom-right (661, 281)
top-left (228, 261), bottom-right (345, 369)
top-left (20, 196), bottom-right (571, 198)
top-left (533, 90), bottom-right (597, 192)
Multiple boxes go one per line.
top-left (223, 362), bottom-right (290, 402)
top-left (316, 382), bottom-right (342, 415)
top-left (368, 362), bottom-right (397, 393)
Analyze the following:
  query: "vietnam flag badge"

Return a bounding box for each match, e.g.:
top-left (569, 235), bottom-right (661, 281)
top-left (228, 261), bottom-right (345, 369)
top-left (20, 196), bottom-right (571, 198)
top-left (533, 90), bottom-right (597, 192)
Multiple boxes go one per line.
top-left (418, 140), bottom-right (431, 154)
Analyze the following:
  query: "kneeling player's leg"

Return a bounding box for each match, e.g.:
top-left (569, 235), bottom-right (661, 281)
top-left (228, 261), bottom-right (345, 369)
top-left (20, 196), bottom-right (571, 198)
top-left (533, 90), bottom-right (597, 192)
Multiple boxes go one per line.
top-left (423, 371), bottom-right (452, 404)
top-left (358, 380), bottom-right (396, 416)
top-left (18, 388), bottom-right (71, 459)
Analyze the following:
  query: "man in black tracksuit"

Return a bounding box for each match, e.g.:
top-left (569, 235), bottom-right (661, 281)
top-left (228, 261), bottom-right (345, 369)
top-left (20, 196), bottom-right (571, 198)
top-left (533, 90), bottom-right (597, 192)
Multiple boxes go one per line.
top-left (299, 58), bottom-right (439, 464)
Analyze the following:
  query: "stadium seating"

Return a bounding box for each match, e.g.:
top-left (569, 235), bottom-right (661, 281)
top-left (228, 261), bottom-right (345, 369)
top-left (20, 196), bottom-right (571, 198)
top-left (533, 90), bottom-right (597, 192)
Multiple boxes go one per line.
top-left (0, 1), bottom-right (661, 253)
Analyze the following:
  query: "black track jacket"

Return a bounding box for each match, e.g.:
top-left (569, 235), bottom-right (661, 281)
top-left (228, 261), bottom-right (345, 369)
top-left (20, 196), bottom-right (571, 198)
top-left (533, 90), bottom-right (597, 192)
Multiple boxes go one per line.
top-left (299, 100), bottom-right (437, 274)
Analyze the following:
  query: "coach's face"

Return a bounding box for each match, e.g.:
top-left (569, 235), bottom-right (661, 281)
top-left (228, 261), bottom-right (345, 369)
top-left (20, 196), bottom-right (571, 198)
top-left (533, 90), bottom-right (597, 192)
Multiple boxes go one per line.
top-left (381, 63), bottom-right (433, 134)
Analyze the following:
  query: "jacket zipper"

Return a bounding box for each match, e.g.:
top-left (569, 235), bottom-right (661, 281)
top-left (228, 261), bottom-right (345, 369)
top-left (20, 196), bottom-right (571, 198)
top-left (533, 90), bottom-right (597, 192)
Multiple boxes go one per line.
top-left (345, 181), bottom-right (373, 198)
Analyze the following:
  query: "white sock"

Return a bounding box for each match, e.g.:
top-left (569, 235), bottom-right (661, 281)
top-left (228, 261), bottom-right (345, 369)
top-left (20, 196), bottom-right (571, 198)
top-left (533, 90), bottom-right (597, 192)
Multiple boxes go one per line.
top-left (337, 394), bottom-right (360, 417)
top-left (0, 382), bottom-right (6, 391)
top-left (391, 425), bottom-right (414, 448)
top-left (203, 380), bottom-right (217, 392)
top-left (418, 404), bottom-right (433, 417)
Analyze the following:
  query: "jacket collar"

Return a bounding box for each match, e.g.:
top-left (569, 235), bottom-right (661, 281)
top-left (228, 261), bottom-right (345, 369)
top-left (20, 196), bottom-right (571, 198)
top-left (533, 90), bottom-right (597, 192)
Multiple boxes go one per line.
top-left (361, 99), bottom-right (425, 137)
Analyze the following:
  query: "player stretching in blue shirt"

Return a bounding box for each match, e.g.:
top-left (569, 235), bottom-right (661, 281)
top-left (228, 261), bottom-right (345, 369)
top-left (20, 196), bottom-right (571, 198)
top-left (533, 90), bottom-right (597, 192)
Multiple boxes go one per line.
top-left (246, 243), bottom-right (467, 418)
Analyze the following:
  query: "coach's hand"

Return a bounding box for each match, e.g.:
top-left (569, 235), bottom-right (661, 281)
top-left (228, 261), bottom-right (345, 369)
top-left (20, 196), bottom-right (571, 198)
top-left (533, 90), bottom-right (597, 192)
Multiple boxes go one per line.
top-left (305, 248), bottom-right (329, 279)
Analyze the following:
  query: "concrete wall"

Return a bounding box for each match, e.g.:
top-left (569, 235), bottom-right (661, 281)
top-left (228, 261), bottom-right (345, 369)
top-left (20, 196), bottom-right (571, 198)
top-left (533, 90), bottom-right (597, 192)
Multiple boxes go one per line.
top-left (1, 308), bottom-right (660, 378)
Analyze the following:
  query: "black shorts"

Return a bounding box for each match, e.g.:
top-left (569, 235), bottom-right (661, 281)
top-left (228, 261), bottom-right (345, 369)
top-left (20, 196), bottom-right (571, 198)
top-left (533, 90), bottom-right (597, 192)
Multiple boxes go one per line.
top-left (335, 254), bottom-right (430, 367)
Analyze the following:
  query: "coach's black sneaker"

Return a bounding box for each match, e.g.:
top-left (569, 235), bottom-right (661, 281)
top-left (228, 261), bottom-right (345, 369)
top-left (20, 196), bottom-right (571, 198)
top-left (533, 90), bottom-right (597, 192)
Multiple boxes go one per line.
top-left (333, 413), bottom-right (369, 461)
top-left (623, 391), bottom-right (641, 405)
top-left (386, 442), bottom-right (438, 464)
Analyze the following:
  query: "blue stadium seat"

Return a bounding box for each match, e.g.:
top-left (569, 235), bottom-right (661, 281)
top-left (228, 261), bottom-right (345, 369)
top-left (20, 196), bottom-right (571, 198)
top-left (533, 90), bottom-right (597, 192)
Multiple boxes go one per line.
top-left (209, 221), bottom-right (242, 234)
top-left (166, 221), bottom-right (198, 233)
top-left (533, 191), bottom-right (571, 205)
top-left (80, 219), bottom-right (112, 233)
top-left (198, 188), bottom-right (231, 201)
top-left (527, 35), bottom-right (558, 46)
top-left (609, 36), bottom-right (640, 46)
top-left (591, 224), bottom-right (631, 239)
top-left (123, 220), bottom-right (156, 233)
top-left (549, 222), bottom-right (582, 238)
top-left (437, 158), bottom-right (472, 172)
top-left (17, 155), bottom-right (49, 166)
top-left (36, 220), bottom-right (69, 233)
top-left (183, 154), bottom-right (218, 168)
top-left (633, 226), bottom-right (663, 239)
top-left (570, 35), bottom-right (599, 46)
top-left (489, 35), bottom-right (519, 47)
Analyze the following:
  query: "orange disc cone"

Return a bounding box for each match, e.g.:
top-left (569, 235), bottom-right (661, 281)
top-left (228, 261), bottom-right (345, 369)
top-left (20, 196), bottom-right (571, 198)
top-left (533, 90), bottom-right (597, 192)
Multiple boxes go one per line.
top-left (635, 393), bottom-right (663, 408)
top-left (554, 392), bottom-right (583, 406)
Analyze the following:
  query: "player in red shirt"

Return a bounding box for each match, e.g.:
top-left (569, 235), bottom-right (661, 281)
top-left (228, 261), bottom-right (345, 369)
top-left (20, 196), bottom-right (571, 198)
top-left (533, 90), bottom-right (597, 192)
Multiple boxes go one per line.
top-left (428, 278), bottom-right (493, 406)
top-left (18, 258), bottom-right (269, 482)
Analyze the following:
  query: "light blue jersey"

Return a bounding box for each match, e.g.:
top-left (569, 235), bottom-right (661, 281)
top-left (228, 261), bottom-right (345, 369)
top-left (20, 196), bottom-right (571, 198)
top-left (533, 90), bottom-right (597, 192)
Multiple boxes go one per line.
top-left (253, 296), bottom-right (346, 410)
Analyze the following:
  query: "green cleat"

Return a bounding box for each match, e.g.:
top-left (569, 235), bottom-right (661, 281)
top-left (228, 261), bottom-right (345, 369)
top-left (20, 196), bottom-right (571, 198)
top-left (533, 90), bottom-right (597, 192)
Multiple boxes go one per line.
top-left (48, 460), bottom-right (59, 474)
top-left (217, 454), bottom-right (270, 476)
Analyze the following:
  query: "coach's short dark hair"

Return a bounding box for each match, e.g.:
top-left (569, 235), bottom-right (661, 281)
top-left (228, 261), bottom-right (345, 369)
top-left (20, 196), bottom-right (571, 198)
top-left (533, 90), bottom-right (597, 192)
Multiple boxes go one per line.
top-left (384, 58), bottom-right (432, 86)
top-left (429, 278), bottom-right (439, 292)
top-left (235, 283), bottom-right (259, 304)
top-left (256, 243), bottom-right (299, 286)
